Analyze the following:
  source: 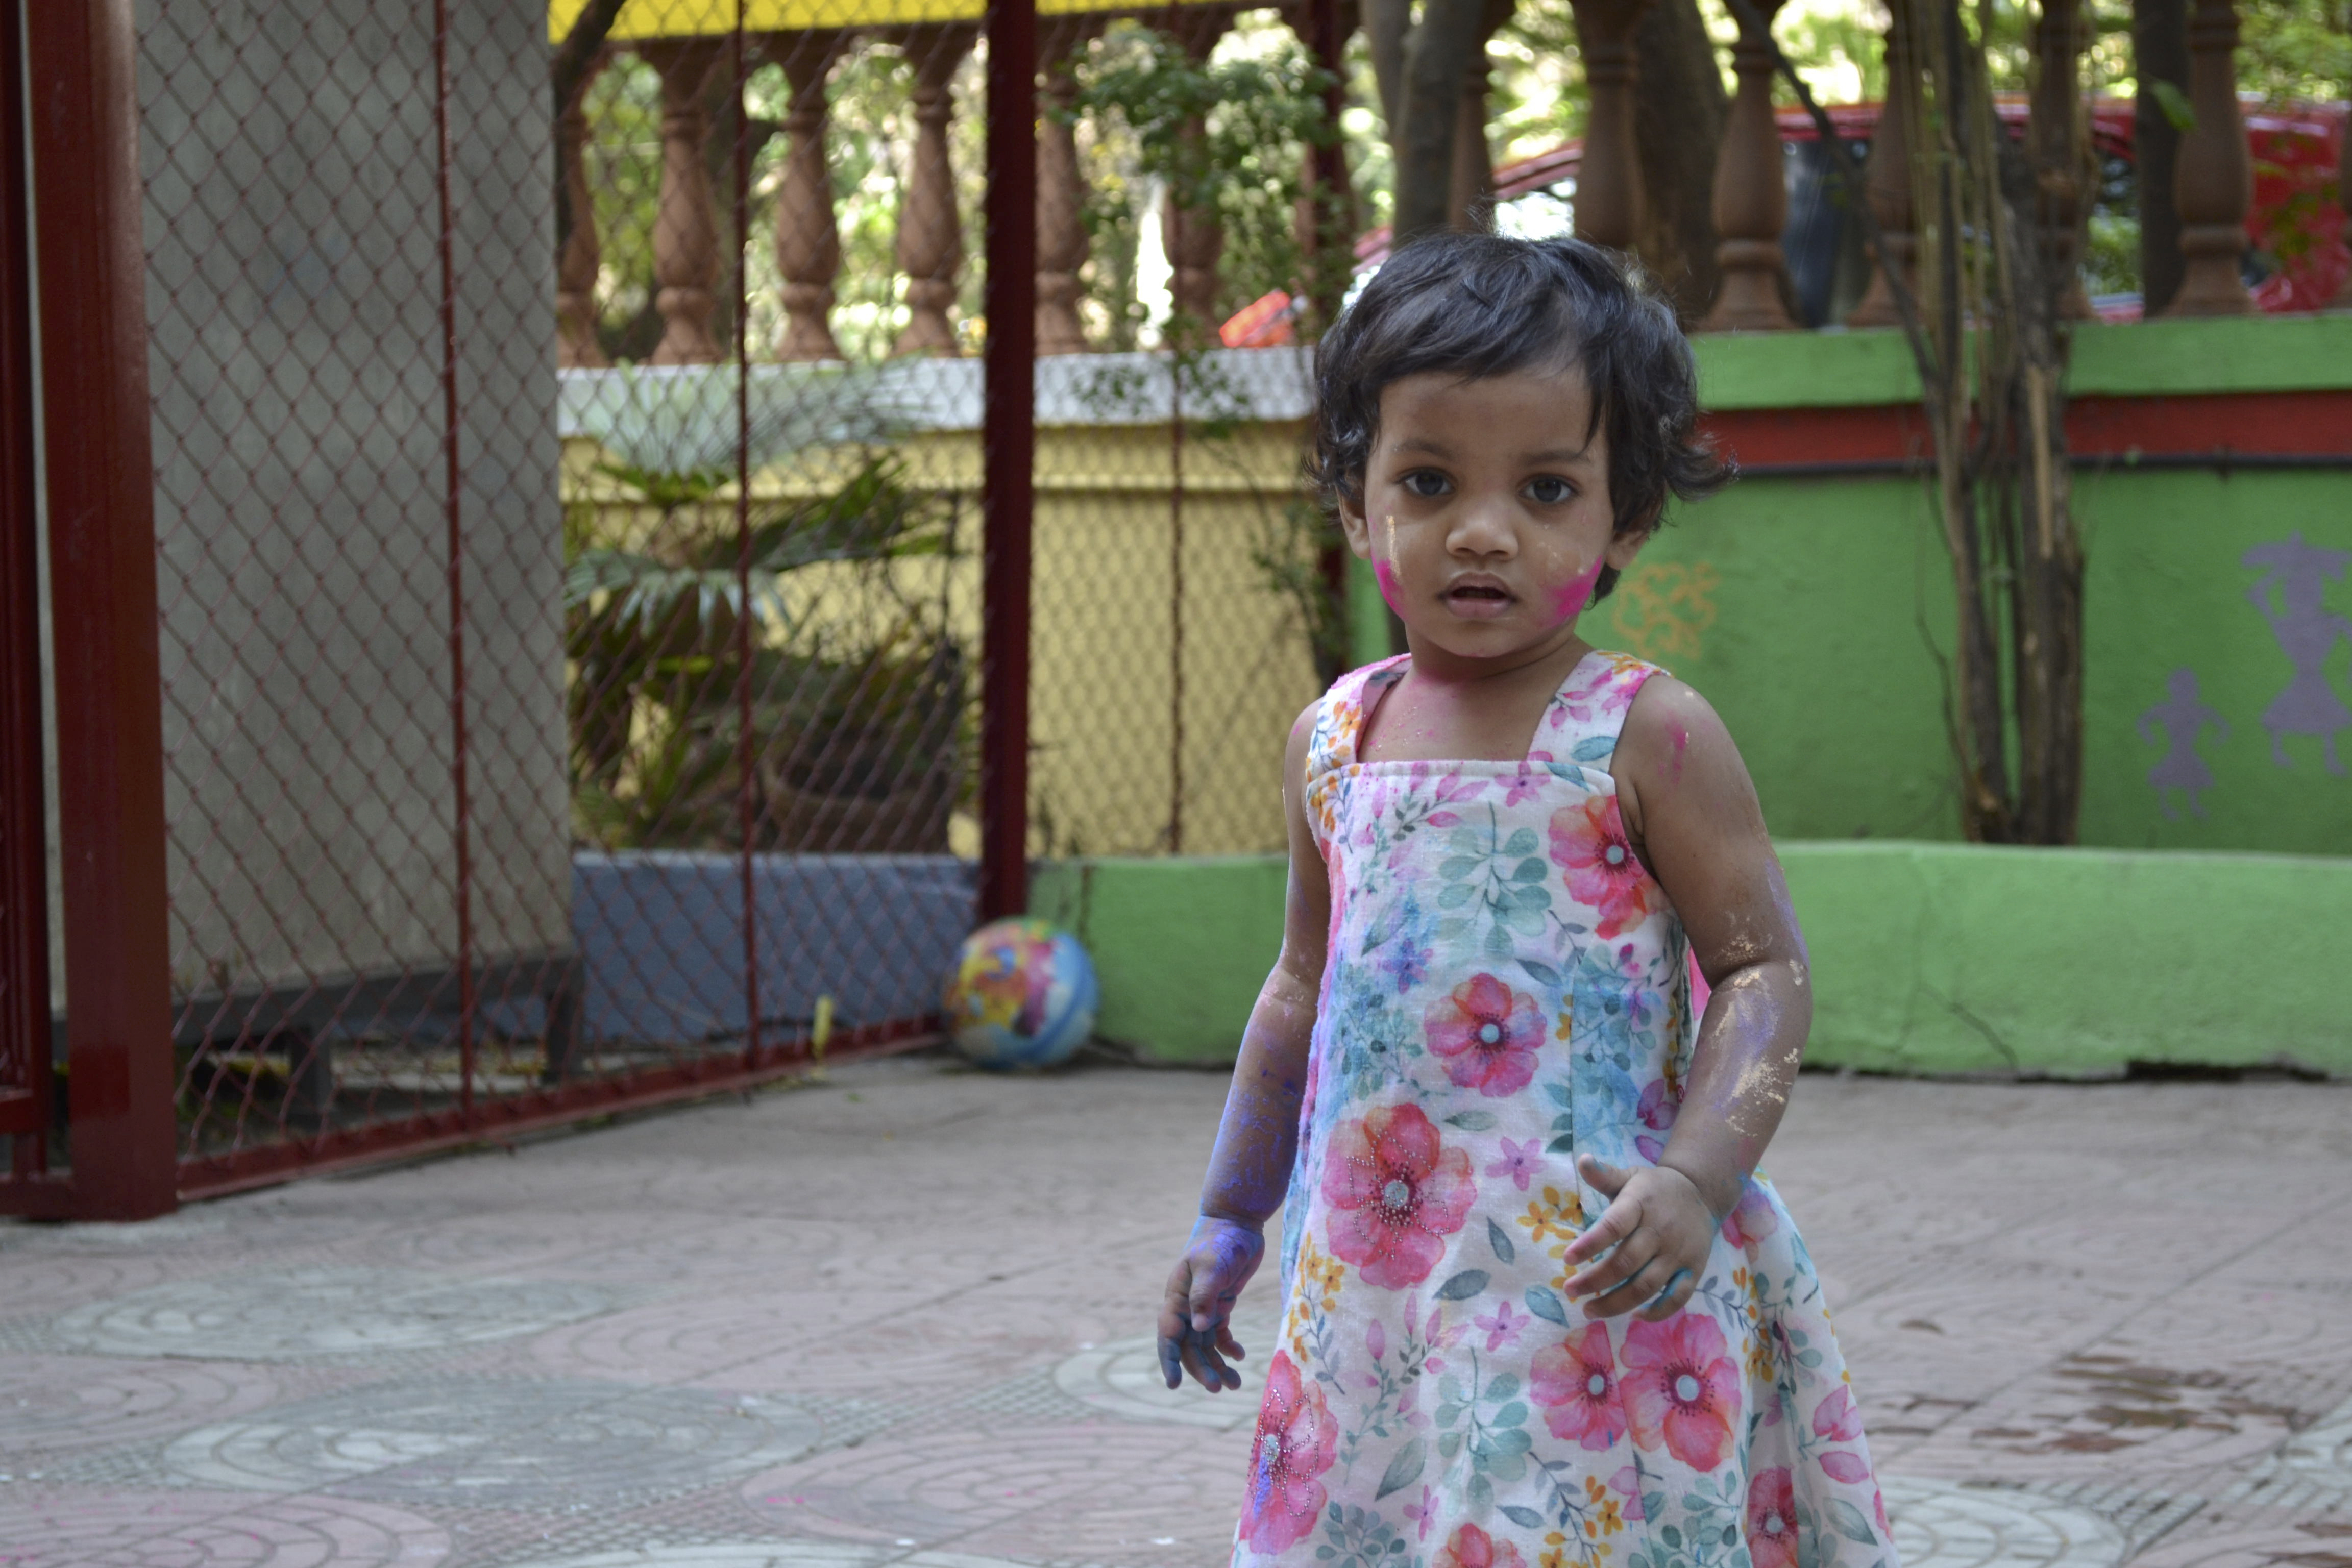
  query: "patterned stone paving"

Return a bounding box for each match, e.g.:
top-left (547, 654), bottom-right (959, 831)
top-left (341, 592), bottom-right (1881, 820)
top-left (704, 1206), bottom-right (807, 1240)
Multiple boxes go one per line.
top-left (0, 1059), bottom-right (2347, 1567)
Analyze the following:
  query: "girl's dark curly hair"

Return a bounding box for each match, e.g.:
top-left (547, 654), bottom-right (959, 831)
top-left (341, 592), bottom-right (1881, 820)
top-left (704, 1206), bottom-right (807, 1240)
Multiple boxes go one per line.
top-left (1310, 231), bottom-right (1733, 602)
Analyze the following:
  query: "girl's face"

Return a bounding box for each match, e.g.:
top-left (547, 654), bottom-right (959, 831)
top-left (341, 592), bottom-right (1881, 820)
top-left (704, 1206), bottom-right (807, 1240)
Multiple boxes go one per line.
top-left (1341, 364), bottom-right (1643, 667)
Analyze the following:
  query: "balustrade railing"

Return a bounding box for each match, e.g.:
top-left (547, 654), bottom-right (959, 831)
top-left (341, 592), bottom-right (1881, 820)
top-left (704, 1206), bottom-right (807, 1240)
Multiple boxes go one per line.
top-left (554, 0), bottom-right (2293, 375)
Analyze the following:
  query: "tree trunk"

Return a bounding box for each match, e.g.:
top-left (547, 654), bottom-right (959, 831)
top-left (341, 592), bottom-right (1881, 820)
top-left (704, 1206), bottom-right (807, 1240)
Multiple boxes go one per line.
top-left (2133, 0), bottom-right (2189, 313)
top-left (1632, 0), bottom-right (1726, 318)
top-left (1394, 0), bottom-right (1502, 241)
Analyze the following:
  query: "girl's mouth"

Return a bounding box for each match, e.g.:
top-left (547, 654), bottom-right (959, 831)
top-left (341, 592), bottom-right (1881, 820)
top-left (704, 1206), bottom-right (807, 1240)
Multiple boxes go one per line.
top-left (1443, 582), bottom-right (1514, 620)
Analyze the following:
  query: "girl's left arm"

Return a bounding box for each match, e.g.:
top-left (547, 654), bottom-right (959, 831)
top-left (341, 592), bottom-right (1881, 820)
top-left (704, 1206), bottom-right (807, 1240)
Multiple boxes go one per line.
top-left (1558, 675), bottom-right (1812, 1320)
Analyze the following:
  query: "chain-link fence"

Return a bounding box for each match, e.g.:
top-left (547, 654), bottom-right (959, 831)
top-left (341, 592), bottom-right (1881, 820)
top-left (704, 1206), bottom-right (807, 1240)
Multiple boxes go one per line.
top-left (0, 0), bottom-right (1348, 1211)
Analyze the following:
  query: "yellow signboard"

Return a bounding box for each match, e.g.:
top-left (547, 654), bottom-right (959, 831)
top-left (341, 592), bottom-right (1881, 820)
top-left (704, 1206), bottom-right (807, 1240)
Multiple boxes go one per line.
top-left (550, 0), bottom-right (1226, 39)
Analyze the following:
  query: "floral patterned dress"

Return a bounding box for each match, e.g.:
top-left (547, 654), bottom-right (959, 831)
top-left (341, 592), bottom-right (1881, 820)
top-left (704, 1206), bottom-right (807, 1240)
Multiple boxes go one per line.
top-left (1234, 650), bottom-right (1897, 1568)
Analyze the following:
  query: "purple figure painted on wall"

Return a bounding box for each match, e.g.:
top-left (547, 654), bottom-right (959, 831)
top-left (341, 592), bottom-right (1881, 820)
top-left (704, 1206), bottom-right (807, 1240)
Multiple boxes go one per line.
top-left (2137, 668), bottom-right (2231, 819)
top-left (2242, 532), bottom-right (2352, 777)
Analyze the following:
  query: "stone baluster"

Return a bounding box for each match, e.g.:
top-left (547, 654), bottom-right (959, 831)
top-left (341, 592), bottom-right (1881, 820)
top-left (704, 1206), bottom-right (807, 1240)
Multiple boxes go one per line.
top-left (1163, 10), bottom-right (1236, 339)
top-left (1700, 0), bottom-right (1794, 330)
top-left (638, 40), bottom-right (727, 365)
top-left (1036, 19), bottom-right (1100, 357)
top-left (1845, 7), bottom-right (1918, 328)
top-left (892, 24), bottom-right (977, 357)
top-left (770, 32), bottom-right (849, 362)
top-left (2028, 0), bottom-right (2095, 317)
top-left (2164, 0), bottom-right (2252, 314)
top-left (557, 52), bottom-right (610, 369)
top-left (1566, 0), bottom-right (1652, 252)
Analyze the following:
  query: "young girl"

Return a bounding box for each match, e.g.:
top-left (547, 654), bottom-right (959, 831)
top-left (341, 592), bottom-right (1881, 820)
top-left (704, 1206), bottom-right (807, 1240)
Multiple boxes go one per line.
top-left (1158, 233), bottom-right (1898, 1568)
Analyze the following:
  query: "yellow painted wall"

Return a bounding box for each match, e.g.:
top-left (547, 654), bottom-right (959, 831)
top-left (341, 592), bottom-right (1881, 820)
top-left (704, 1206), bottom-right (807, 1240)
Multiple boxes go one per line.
top-left (562, 418), bottom-right (1322, 859)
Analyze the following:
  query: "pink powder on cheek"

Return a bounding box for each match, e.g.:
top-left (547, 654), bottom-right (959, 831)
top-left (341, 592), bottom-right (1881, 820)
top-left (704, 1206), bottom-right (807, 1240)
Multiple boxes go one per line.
top-left (1550, 556), bottom-right (1606, 626)
top-left (1375, 558), bottom-right (1402, 611)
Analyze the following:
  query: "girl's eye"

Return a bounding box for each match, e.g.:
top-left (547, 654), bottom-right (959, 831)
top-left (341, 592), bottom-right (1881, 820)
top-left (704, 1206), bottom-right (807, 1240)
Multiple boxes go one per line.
top-left (1525, 476), bottom-right (1574, 505)
top-left (1401, 470), bottom-right (1451, 498)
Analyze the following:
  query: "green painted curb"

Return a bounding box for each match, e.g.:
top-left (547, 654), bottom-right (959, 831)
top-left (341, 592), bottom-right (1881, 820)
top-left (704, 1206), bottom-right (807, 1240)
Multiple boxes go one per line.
top-left (1034, 846), bottom-right (2352, 1074)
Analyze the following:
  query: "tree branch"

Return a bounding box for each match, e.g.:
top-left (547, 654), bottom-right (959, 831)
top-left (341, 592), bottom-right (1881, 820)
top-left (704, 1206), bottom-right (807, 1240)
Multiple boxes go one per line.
top-left (555, 0), bottom-right (632, 120)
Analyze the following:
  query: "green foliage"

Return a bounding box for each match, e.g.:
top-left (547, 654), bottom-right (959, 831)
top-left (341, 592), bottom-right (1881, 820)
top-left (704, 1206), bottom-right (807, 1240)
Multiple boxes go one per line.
top-left (2235, 0), bottom-right (2352, 104)
top-left (1076, 18), bottom-right (1343, 344)
top-left (566, 452), bottom-right (963, 851)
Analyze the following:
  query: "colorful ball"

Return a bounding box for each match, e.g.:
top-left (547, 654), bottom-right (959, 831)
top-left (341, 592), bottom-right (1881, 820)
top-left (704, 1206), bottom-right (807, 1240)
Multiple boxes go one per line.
top-left (943, 918), bottom-right (1098, 1070)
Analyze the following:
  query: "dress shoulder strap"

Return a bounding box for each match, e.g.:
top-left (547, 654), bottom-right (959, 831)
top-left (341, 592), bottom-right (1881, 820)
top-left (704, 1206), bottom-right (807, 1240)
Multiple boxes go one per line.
top-left (1528, 648), bottom-right (1668, 776)
top-left (1302, 655), bottom-right (1409, 849)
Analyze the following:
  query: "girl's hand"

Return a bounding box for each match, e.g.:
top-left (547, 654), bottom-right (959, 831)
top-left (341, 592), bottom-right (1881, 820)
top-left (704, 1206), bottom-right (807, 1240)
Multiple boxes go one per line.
top-left (1559, 1155), bottom-right (1716, 1321)
top-left (1157, 1216), bottom-right (1266, 1393)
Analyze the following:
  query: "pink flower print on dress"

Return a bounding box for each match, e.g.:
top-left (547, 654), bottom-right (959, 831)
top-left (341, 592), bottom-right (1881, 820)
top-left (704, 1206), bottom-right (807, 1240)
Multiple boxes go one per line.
top-left (1548, 797), bottom-right (1656, 939)
top-left (1319, 1104), bottom-right (1478, 1289)
top-left (1500, 769), bottom-right (1547, 807)
top-left (1812, 1383), bottom-right (1865, 1443)
top-left (1484, 1136), bottom-right (1542, 1191)
top-left (1241, 1350), bottom-right (1339, 1553)
top-left (1722, 1185), bottom-right (1780, 1255)
top-left (1530, 1320), bottom-right (1627, 1450)
top-left (1746, 1467), bottom-right (1800, 1568)
top-left (1435, 1523), bottom-right (1526, 1568)
top-left (1547, 652), bottom-right (1650, 729)
top-left (1405, 1484), bottom-right (1440, 1542)
top-left (1606, 1464), bottom-right (1647, 1521)
top-left (1636, 1075), bottom-right (1678, 1132)
top-left (1425, 974), bottom-right (1545, 1097)
top-left (1621, 1314), bottom-right (1742, 1471)
top-left (1473, 1298), bottom-right (1526, 1352)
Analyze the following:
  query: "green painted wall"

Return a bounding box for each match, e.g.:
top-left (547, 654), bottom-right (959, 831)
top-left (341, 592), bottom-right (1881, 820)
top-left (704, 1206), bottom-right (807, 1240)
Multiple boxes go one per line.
top-left (1033, 847), bottom-right (2352, 1073)
top-left (1565, 313), bottom-right (2352, 855)
top-left (1031, 856), bottom-right (1290, 1064)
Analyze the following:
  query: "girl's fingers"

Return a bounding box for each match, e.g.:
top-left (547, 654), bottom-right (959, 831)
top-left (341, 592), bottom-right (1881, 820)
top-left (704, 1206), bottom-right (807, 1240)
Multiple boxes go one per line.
top-left (1560, 1195), bottom-right (1640, 1268)
top-left (1583, 1252), bottom-right (1671, 1318)
top-left (1158, 1333), bottom-right (1186, 1389)
top-left (1183, 1327), bottom-right (1240, 1392)
top-left (1577, 1154), bottom-right (1631, 1198)
top-left (1569, 1236), bottom-right (1656, 1309)
top-left (1635, 1266), bottom-right (1699, 1322)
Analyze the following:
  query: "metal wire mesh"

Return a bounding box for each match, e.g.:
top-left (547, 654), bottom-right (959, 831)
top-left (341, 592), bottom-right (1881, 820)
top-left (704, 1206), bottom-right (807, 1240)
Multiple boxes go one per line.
top-left (4, 0), bottom-right (1344, 1199)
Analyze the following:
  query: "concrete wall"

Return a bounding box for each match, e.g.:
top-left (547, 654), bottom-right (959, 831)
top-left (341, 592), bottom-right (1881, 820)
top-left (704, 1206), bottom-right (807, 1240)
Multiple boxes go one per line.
top-left (131, 0), bottom-right (570, 1004)
top-left (1032, 847), bottom-right (2352, 1073)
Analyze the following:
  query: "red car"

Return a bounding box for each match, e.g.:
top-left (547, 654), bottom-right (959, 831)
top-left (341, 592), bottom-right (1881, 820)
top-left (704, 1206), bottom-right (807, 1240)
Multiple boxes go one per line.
top-left (1337, 96), bottom-right (2347, 323)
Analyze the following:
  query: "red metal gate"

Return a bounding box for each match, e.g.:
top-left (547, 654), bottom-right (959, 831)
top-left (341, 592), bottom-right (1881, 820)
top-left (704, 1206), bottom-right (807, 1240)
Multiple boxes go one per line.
top-left (0, 0), bottom-right (1039, 1218)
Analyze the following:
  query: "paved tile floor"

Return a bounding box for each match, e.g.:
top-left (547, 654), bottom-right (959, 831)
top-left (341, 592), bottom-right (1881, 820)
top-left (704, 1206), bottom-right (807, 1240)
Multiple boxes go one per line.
top-left (2, 1055), bottom-right (2349, 1568)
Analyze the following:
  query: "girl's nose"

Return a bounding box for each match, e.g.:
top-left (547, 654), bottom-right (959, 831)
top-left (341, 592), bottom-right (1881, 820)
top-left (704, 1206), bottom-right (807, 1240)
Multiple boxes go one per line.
top-left (1446, 495), bottom-right (1519, 557)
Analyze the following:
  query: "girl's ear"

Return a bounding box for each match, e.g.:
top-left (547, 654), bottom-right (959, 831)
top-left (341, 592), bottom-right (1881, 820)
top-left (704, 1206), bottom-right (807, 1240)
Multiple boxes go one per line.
top-left (1604, 516), bottom-right (1657, 572)
top-left (1338, 494), bottom-right (1375, 560)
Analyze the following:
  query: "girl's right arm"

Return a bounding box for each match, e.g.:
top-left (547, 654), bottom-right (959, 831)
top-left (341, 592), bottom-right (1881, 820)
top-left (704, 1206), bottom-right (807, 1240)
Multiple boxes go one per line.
top-left (1157, 702), bottom-right (1332, 1394)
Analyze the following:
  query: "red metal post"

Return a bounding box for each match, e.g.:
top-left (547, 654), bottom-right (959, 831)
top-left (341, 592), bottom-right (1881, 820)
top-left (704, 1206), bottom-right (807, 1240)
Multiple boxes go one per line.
top-left (979, 0), bottom-right (1037, 922)
top-left (732, 4), bottom-right (761, 1065)
top-left (26, 0), bottom-right (177, 1217)
top-left (431, 0), bottom-right (476, 1126)
top-left (1307, 0), bottom-right (1351, 657)
top-left (0, 0), bottom-right (51, 1168)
